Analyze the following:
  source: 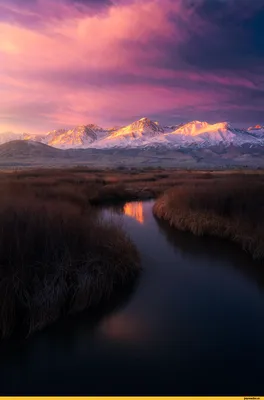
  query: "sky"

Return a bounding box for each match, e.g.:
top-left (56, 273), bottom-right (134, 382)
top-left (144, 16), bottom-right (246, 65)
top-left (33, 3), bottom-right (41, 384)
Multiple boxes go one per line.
top-left (0, 0), bottom-right (264, 133)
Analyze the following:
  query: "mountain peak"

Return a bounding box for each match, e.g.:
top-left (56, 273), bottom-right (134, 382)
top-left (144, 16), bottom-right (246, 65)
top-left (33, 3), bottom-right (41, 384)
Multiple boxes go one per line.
top-left (172, 121), bottom-right (234, 137)
top-left (43, 124), bottom-right (105, 148)
top-left (189, 120), bottom-right (205, 124)
top-left (130, 117), bottom-right (164, 132)
top-left (174, 121), bottom-right (209, 136)
top-left (213, 121), bottom-right (232, 130)
top-left (248, 124), bottom-right (264, 131)
top-left (247, 124), bottom-right (264, 138)
top-left (86, 123), bottom-right (104, 132)
top-left (106, 117), bottom-right (164, 141)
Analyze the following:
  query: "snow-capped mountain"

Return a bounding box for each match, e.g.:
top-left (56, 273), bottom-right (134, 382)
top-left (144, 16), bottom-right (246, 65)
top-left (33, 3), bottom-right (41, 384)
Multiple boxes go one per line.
top-left (42, 124), bottom-right (107, 148)
top-left (167, 121), bottom-right (259, 147)
top-left (1, 118), bottom-right (264, 150)
top-left (92, 119), bottom-right (263, 149)
top-left (108, 117), bottom-right (164, 139)
top-left (248, 125), bottom-right (264, 138)
top-left (172, 120), bottom-right (210, 136)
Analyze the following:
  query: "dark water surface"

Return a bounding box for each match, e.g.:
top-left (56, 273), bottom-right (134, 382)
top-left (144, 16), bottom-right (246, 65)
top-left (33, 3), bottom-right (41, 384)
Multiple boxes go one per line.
top-left (1, 201), bottom-right (264, 395)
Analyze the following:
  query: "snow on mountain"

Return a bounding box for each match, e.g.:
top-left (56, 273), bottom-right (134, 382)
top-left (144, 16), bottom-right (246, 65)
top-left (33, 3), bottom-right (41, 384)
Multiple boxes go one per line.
top-left (2, 119), bottom-right (264, 150)
top-left (167, 121), bottom-right (260, 147)
top-left (43, 124), bottom-right (107, 148)
top-left (170, 121), bottom-right (241, 139)
top-left (172, 120), bottom-right (211, 136)
top-left (90, 117), bottom-right (165, 148)
top-left (107, 125), bottom-right (122, 132)
top-left (108, 117), bottom-right (164, 140)
top-left (92, 119), bottom-right (263, 149)
top-left (248, 125), bottom-right (264, 138)
top-left (23, 133), bottom-right (47, 142)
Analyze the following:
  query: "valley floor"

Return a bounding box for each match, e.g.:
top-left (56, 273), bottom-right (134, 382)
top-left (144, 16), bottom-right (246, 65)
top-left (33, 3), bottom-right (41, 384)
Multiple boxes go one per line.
top-left (1, 144), bottom-right (264, 170)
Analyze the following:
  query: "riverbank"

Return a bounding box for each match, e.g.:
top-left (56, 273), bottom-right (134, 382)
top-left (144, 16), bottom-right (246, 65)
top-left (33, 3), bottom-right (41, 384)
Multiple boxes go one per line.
top-left (153, 177), bottom-right (264, 259)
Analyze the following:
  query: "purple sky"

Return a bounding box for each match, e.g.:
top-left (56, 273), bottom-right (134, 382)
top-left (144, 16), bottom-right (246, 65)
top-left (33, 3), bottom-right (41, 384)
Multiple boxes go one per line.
top-left (0, 0), bottom-right (264, 133)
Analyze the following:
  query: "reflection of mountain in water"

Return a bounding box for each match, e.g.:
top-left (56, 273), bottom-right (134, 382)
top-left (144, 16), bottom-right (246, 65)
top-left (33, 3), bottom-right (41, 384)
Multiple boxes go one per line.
top-left (155, 217), bottom-right (264, 291)
top-left (123, 202), bottom-right (144, 224)
top-left (100, 313), bottom-right (148, 343)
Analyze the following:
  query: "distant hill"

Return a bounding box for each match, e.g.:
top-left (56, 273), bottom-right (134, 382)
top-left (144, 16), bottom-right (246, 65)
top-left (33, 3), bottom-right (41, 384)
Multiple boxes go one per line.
top-left (0, 132), bottom-right (23, 144)
top-left (0, 140), bottom-right (66, 159)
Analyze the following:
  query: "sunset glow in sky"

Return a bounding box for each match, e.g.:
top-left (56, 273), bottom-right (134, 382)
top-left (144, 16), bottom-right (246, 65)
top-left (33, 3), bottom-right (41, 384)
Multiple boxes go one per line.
top-left (1, 0), bottom-right (264, 133)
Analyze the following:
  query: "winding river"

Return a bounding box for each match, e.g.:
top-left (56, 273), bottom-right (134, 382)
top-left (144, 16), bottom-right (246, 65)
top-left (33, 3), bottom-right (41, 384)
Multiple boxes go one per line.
top-left (1, 200), bottom-right (264, 395)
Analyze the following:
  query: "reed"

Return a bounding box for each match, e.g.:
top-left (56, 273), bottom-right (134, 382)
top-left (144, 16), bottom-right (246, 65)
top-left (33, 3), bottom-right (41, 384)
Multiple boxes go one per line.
top-left (0, 198), bottom-right (140, 338)
top-left (153, 177), bottom-right (264, 259)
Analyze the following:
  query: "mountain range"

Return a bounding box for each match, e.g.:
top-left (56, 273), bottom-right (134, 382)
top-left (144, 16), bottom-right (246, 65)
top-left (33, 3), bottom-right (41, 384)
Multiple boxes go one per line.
top-left (2, 118), bottom-right (264, 150)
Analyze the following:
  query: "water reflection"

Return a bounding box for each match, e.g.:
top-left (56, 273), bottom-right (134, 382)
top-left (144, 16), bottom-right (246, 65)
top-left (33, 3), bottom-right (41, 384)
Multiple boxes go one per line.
top-left (155, 216), bottom-right (264, 291)
top-left (123, 202), bottom-right (144, 224)
top-left (100, 313), bottom-right (147, 342)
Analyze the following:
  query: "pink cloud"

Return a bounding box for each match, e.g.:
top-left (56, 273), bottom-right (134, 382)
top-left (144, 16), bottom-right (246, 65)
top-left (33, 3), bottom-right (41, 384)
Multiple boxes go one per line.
top-left (0, 0), bottom-right (199, 131)
top-left (0, 0), bottom-right (185, 73)
top-left (0, 0), bottom-right (263, 132)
